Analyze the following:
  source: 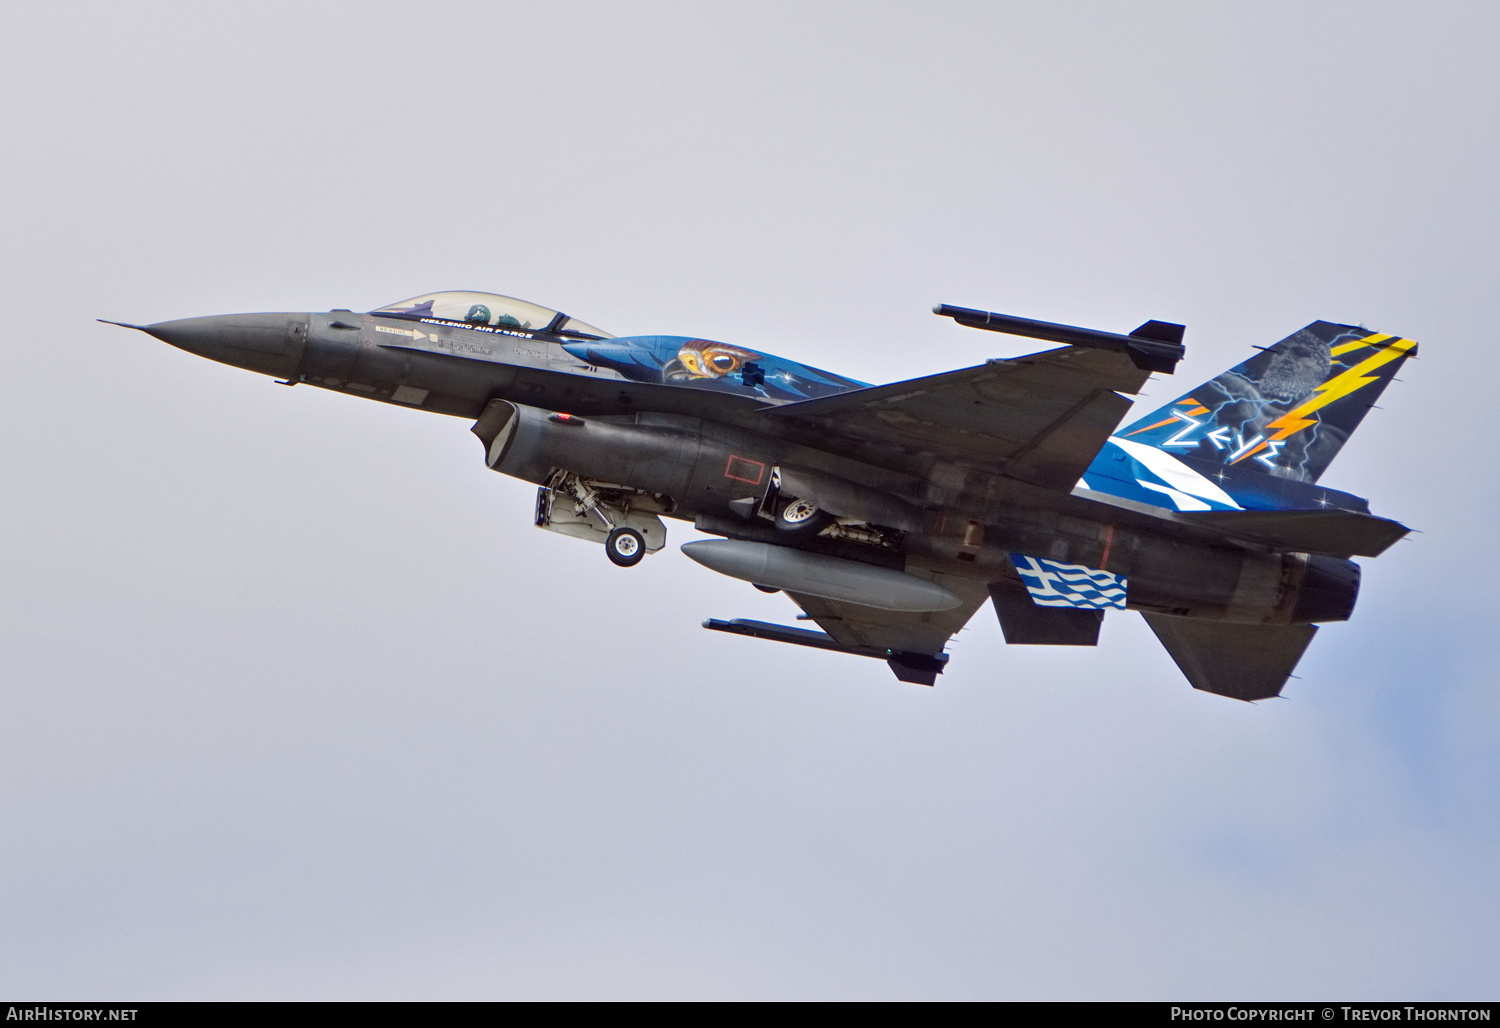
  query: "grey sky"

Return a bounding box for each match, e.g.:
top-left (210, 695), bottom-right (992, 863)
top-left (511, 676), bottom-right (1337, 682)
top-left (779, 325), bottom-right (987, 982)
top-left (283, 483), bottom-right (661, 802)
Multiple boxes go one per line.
top-left (1, 0), bottom-right (1496, 999)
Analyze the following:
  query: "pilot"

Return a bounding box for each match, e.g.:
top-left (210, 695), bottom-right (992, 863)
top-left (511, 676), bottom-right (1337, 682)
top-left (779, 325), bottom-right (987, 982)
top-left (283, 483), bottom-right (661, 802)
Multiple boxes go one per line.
top-left (464, 304), bottom-right (492, 325)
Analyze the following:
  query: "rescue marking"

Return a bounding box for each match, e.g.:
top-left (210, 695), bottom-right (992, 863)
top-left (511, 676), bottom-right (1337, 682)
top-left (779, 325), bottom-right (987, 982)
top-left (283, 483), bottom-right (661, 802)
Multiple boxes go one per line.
top-left (724, 455), bottom-right (766, 485)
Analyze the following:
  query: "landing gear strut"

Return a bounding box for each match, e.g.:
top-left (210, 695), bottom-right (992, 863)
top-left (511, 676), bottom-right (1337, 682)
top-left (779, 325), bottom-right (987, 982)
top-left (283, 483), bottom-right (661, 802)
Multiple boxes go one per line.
top-left (535, 470), bottom-right (670, 567)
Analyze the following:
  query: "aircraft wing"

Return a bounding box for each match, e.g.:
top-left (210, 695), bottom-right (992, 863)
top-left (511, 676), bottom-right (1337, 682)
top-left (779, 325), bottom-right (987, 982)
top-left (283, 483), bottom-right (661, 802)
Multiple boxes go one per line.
top-left (783, 569), bottom-right (992, 682)
top-left (760, 347), bottom-right (1152, 491)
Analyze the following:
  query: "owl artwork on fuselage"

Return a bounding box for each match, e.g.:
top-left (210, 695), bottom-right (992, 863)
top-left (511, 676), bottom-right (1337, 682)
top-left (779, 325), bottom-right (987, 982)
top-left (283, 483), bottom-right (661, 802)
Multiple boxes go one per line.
top-left (557, 334), bottom-right (868, 402)
top-left (665, 340), bottom-right (764, 382)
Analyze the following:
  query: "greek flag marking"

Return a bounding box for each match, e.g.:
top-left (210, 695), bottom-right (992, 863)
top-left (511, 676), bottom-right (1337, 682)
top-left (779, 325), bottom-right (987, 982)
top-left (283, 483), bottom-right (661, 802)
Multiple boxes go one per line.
top-left (1009, 554), bottom-right (1127, 610)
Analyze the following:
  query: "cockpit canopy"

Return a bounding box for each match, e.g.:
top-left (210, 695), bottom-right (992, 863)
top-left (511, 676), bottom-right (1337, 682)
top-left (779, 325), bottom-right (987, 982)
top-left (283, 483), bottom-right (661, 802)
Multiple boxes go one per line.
top-left (371, 291), bottom-right (611, 339)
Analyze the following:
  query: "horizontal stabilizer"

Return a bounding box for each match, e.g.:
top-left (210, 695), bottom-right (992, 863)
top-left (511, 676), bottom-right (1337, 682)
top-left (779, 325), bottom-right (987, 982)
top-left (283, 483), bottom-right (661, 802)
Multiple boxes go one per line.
top-left (1142, 614), bottom-right (1318, 701)
top-left (1179, 509), bottom-right (1409, 558)
top-left (989, 582), bottom-right (1101, 645)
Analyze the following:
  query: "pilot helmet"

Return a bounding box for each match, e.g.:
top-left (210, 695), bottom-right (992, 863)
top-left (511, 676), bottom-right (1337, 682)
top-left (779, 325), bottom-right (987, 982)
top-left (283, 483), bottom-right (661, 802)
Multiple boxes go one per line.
top-left (465, 304), bottom-right (492, 325)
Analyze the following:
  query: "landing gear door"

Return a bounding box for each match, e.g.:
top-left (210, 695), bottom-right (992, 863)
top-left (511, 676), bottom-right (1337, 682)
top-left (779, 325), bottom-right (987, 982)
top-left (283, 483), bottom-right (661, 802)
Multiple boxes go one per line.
top-left (534, 477), bottom-right (667, 555)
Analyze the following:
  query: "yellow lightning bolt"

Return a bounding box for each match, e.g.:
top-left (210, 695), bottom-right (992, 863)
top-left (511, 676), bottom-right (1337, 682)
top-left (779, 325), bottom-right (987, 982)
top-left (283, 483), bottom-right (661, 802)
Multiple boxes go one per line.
top-left (1331, 335), bottom-right (1389, 357)
top-left (1232, 334), bottom-right (1416, 463)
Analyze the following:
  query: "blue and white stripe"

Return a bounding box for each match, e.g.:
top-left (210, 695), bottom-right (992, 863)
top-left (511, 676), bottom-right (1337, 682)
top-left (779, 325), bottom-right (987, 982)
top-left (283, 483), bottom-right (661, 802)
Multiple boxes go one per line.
top-left (1078, 437), bottom-right (1245, 513)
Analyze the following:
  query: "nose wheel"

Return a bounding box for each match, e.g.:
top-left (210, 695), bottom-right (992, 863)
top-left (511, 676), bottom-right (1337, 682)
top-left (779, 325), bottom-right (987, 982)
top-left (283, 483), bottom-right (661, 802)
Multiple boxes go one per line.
top-left (605, 526), bottom-right (646, 567)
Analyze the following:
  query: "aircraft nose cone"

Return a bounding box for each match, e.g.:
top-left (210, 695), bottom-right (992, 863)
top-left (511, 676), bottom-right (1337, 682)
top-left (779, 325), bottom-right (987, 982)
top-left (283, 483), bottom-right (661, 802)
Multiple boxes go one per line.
top-left (143, 313), bottom-right (308, 378)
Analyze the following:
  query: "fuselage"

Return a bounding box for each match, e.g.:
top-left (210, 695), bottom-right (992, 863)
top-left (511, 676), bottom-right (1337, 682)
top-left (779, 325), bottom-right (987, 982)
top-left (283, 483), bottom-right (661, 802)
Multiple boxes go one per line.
top-left (132, 294), bottom-right (1361, 629)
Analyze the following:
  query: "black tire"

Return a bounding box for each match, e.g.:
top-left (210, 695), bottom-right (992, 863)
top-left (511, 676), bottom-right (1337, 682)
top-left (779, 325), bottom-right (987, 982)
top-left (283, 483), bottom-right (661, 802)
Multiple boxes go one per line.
top-left (775, 496), bottom-right (833, 536)
top-left (605, 526), bottom-right (646, 567)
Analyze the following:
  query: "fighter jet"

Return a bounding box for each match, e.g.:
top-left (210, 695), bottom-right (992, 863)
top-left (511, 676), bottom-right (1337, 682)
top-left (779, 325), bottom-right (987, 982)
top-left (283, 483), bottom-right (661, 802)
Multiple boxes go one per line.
top-left (103, 291), bottom-right (1417, 700)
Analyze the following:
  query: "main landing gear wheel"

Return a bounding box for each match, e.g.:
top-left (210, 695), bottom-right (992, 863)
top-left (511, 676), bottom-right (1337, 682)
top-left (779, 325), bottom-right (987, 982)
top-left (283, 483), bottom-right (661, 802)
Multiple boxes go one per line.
top-left (775, 497), bottom-right (834, 536)
top-left (605, 526), bottom-right (646, 567)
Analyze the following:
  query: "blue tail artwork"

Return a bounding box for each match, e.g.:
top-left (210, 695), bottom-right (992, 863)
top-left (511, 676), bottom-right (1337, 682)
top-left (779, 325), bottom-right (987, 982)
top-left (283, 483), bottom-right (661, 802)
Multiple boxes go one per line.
top-left (1081, 321), bottom-right (1417, 514)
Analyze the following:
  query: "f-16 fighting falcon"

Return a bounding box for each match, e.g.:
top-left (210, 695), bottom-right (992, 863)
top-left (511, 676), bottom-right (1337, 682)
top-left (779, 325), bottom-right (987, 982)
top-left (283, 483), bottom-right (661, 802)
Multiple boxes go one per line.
top-left (103, 292), bottom-right (1417, 700)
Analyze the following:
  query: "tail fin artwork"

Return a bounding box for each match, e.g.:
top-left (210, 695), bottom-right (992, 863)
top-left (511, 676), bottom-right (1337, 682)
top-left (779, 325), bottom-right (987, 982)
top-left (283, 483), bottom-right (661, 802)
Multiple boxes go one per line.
top-left (1119, 321), bottom-right (1416, 483)
top-left (1082, 321), bottom-right (1417, 513)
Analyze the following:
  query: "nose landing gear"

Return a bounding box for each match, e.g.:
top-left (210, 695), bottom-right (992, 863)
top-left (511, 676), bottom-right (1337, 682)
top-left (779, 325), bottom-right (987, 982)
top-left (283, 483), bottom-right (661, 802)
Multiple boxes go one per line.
top-left (533, 470), bottom-right (670, 567)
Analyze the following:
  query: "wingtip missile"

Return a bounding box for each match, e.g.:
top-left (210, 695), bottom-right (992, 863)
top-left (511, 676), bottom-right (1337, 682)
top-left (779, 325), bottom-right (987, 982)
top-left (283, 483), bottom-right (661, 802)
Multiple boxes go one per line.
top-left (933, 302), bottom-right (1185, 374)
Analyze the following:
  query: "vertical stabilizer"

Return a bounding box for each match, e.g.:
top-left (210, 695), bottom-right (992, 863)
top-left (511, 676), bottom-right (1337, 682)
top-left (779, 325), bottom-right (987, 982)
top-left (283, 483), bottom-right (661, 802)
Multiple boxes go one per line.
top-left (1116, 322), bottom-right (1416, 484)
